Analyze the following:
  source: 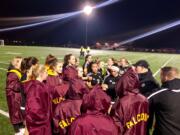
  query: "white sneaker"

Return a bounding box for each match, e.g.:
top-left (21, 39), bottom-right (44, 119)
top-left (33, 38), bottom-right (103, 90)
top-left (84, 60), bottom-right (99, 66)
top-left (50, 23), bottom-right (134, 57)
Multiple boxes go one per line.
top-left (20, 128), bottom-right (25, 134)
top-left (14, 132), bottom-right (21, 135)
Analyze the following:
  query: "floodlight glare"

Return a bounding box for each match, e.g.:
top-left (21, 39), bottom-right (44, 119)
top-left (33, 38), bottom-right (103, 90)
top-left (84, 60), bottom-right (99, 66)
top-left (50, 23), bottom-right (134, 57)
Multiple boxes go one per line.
top-left (83, 5), bottom-right (93, 15)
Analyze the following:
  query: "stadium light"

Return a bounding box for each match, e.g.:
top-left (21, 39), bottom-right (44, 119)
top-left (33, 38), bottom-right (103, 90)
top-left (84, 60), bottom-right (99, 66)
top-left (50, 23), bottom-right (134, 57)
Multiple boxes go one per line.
top-left (83, 5), bottom-right (93, 16)
top-left (83, 5), bottom-right (93, 46)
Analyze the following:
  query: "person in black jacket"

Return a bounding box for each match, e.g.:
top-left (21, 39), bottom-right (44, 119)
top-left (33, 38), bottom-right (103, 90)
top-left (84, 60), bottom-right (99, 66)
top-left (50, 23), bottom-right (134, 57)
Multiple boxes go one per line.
top-left (147, 66), bottom-right (180, 135)
top-left (87, 62), bottom-right (103, 87)
top-left (118, 58), bottom-right (129, 76)
top-left (134, 60), bottom-right (160, 97)
top-left (102, 65), bottom-right (120, 101)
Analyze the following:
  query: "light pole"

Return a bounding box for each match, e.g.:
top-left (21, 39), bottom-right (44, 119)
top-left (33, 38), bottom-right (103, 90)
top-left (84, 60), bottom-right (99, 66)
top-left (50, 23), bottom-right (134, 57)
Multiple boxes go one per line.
top-left (83, 5), bottom-right (93, 47)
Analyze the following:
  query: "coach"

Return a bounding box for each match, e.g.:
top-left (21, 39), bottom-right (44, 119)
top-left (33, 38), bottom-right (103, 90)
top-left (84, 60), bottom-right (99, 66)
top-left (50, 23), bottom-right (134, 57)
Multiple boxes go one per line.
top-left (147, 66), bottom-right (180, 135)
top-left (134, 60), bottom-right (160, 97)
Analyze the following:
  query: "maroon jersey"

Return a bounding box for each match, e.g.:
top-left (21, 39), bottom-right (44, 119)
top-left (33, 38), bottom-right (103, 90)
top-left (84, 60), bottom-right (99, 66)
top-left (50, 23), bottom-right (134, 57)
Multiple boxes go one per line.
top-left (6, 69), bottom-right (24, 124)
top-left (24, 80), bottom-right (52, 135)
top-left (46, 75), bottom-right (62, 87)
top-left (63, 65), bottom-right (89, 98)
top-left (63, 65), bottom-right (89, 100)
top-left (53, 99), bottom-right (82, 135)
top-left (53, 66), bottom-right (89, 135)
top-left (69, 113), bottom-right (119, 135)
top-left (46, 74), bottom-right (69, 112)
top-left (63, 65), bottom-right (78, 81)
top-left (53, 80), bottom-right (88, 135)
top-left (69, 85), bottom-right (118, 135)
top-left (51, 82), bottom-right (69, 113)
top-left (111, 68), bottom-right (149, 135)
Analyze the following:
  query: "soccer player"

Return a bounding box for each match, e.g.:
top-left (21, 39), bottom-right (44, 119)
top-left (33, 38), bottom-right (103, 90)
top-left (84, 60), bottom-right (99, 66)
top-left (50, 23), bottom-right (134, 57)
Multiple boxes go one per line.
top-left (83, 54), bottom-right (92, 76)
top-left (53, 66), bottom-right (88, 135)
top-left (21, 56), bottom-right (39, 81)
top-left (20, 57), bottom-right (39, 113)
top-left (87, 61), bottom-right (103, 87)
top-left (46, 56), bottom-right (61, 86)
top-left (118, 58), bottom-right (130, 76)
top-left (20, 57), bottom-right (39, 135)
top-left (147, 67), bottom-right (180, 135)
top-left (97, 60), bottom-right (107, 78)
top-left (24, 65), bottom-right (52, 135)
top-left (45, 54), bottom-right (57, 70)
top-left (106, 58), bottom-right (117, 75)
top-left (102, 65), bottom-right (120, 101)
top-left (46, 58), bottom-right (69, 113)
top-left (6, 56), bottom-right (25, 135)
top-left (68, 85), bottom-right (119, 135)
top-left (62, 54), bottom-right (76, 72)
top-left (111, 68), bottom-right (149, 135)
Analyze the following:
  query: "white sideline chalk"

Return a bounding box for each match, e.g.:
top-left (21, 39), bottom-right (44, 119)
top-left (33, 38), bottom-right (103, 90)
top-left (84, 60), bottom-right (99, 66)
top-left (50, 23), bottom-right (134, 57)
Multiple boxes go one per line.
top-left (153, 56), bottom-right (174, 77)
top-left (0, 109), bottom-right (9, 118)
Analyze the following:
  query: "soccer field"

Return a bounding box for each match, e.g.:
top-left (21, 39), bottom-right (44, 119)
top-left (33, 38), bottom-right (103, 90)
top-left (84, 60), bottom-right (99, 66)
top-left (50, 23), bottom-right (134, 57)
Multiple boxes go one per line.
top-left (0, 46), bottom-right (180, 134)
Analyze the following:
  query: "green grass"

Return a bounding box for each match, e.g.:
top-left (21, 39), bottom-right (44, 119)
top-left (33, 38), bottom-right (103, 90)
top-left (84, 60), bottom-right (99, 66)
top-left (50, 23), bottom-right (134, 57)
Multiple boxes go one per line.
top-left (0, 46), bottom-right (180, 134)
top-left (0, 115), bottom-right (14, 135)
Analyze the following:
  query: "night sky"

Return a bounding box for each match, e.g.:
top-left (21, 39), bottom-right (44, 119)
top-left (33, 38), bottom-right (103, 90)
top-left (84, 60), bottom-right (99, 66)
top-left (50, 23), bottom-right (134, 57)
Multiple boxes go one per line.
top-left (0, 0), bottom-right (180, 48)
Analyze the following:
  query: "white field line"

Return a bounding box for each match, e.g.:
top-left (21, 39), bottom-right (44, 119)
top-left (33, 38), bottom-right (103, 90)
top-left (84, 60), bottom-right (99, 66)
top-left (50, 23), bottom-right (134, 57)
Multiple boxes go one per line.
top-left (0, 109), bottom-right (9, 118)
top-left (153, 56), bottom-right (174, 77)
top-left (0, 68), bottom-right (7, 71)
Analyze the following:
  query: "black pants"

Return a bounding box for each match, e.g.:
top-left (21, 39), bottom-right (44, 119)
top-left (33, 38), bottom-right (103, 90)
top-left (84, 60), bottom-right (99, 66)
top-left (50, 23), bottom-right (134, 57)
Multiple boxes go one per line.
top-left (13, 122), bottom-right (24, 133)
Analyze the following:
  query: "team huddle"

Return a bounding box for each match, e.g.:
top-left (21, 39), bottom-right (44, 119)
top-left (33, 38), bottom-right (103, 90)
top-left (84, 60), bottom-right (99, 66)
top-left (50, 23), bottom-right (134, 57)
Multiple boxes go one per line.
top-left (5, 53), bottom-right (180, 135)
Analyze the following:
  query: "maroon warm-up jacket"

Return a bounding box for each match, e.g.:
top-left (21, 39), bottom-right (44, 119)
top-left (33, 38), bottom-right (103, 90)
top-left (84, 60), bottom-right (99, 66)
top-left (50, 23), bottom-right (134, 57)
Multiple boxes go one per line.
top-left (68, 85), bottom-right (119, 135)
top-left (111, 68), bottom-right (149, 135)
top-left (24, 80), bottom-right (52, 135)
top-left (63, 65), bottom-right (78, 81)
top-left (46, 74), bottom-right (62, 87)
top-left (53, 65), bottom-right (89, 135)
top-left (6, 69), bottom-right (24, 124)
top-left (51, 82), bottom-right (69, 112)
top-left (53, 99), bottom-right (82, 135)
top-left (46, 74), bottom-right (69, 113)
